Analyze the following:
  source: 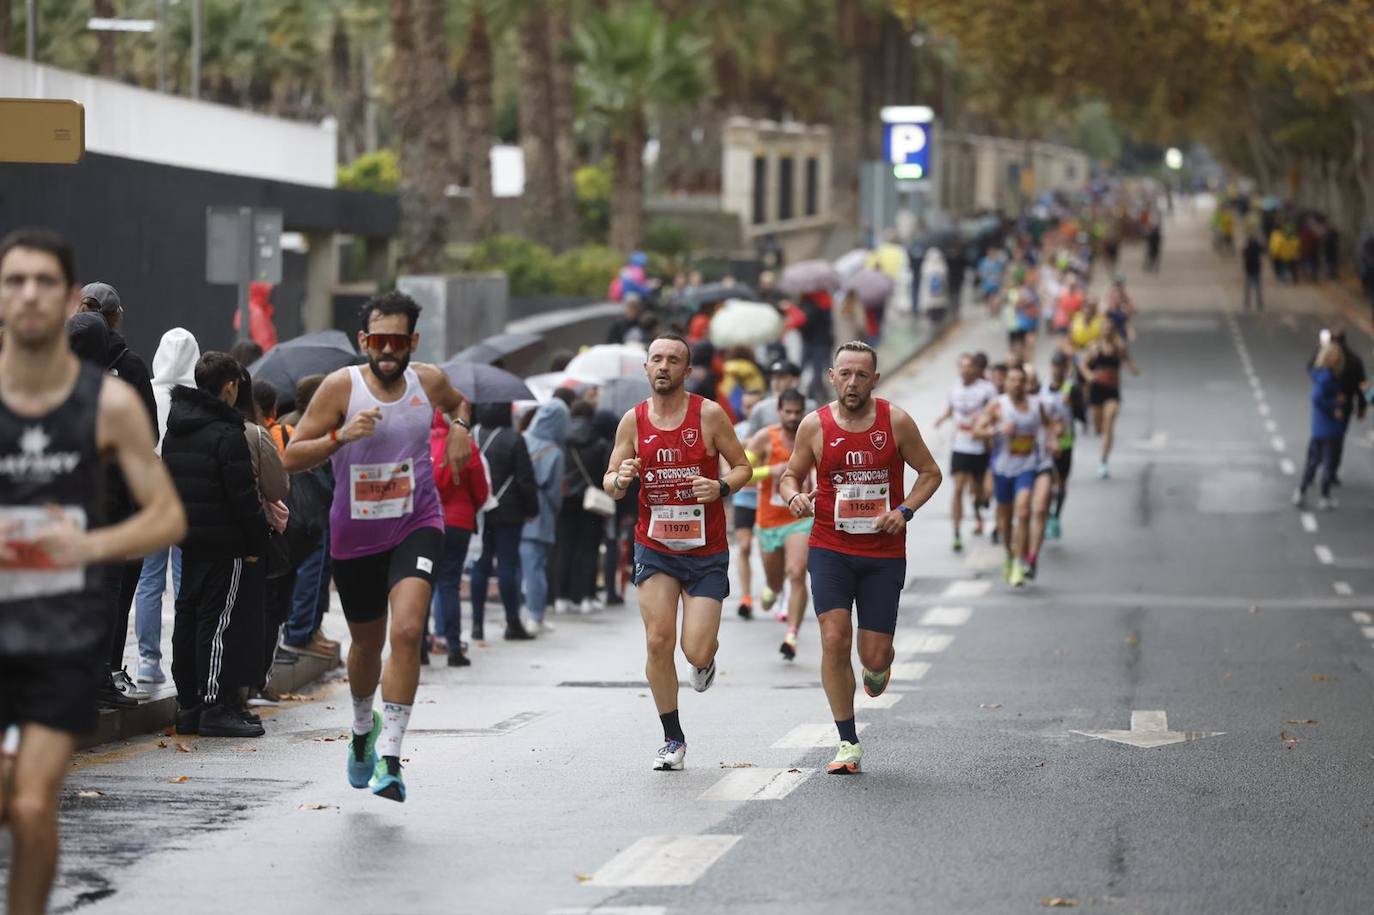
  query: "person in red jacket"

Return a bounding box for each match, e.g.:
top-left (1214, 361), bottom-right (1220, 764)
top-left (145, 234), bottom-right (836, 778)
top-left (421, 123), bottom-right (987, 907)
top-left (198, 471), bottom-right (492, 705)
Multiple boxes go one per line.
top-left (428, 407), bottom-right (489, 666)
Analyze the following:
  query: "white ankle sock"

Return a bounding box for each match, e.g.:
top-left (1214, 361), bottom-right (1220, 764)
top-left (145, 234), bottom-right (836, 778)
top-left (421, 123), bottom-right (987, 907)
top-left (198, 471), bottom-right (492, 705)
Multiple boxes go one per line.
top-left (351, 692), bottom-right (375, 735)
top-left (377, 701), bottom-right (412, 759)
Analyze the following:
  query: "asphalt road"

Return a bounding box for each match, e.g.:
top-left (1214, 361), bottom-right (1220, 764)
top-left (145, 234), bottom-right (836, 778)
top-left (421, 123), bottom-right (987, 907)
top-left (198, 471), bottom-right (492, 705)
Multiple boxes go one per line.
top-left (9, 205), bottom-right (1374, 915)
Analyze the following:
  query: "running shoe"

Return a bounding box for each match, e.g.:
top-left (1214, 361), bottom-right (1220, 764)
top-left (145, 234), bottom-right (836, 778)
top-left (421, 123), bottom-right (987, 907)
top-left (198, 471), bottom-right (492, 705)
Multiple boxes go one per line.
top-left (952, 535), bottom-right (964, 553)
top-left (780, 631), bottom-right (798, 661)
top-left (761, 587), bottom-right (779, 612)
top-left (690, 659), bottom-right (717, 692)
top-left (973, 518), bottom-right (985, 536)
top-left (1097, 461), bottom-right (1110, 480)
top-left (1291, 488), bottom-right (1305, 508)
top-left (1025, 557), bottom-right (1038, 581)
top-left (1002, 556), bottom-right (1014, 582)
top-left (862, 665), bottom-right (891, 698)
top-left (990, 529), bottom-right (1000, 546)
top-left (1318, 496), bottom-right (1338, 511)
top-left (773, 606), bottom-right (788, 623)
top-left (1046, 516), bottom-right (1061, 540)
top-left (737, 597), bottom-right (754, 620)
top-left (370, 755), bottom-right (405, 802)
top-left (826, 741), bottom-right (863, 775)
top-left (654, 739), bottom-right (686, 771)
top-left (347, 709), bottom-right (382, 789)
top-left (111, 667), bottom-right (149, 701)
top-left (1009, 561), bottom-right (1027, 588)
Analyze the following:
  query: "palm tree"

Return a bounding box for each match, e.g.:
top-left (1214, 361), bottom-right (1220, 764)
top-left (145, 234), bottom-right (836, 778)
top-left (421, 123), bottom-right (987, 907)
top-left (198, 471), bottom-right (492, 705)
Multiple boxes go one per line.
top-left (572, 0), bottom-right (711, 251)
top-left (548, 2), bottom-right (579, 249)
top-left (516, 1), bottom-right (558, 248)
top-left (463, 0), bottom-right (497, 238)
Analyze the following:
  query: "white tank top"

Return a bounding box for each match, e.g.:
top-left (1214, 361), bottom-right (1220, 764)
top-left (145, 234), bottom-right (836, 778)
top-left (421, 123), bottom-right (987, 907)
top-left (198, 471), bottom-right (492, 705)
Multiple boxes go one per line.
top-left (992, 394), bottom-right (1041, 476)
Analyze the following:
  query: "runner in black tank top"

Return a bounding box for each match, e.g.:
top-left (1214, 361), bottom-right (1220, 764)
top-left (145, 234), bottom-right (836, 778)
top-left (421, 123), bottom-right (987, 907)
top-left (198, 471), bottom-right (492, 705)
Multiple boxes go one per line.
top-left (0, 229), bottom-right (186, 915)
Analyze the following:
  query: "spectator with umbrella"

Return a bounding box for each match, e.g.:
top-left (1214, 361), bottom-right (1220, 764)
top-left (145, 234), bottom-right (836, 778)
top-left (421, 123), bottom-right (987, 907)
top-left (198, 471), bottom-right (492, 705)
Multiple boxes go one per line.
top-left (427, 406), bottom-right (488, 667)
top-left (553, 400), bottom-right (612, 614)
top-left (520, 399), bottom-right (569, 634)
top-left (470, 403), bottom-right (539, 642)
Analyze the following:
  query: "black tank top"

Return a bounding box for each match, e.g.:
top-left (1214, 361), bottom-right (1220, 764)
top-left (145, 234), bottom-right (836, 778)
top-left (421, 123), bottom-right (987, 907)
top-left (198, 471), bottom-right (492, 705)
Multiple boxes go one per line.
top-left (0, 361), bottom-right (108, 658)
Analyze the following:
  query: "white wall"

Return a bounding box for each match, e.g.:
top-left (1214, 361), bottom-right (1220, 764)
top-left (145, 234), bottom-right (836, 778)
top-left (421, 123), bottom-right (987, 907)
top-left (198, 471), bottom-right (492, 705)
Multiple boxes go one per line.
top-left (0, 55), bottom-right (336, 188)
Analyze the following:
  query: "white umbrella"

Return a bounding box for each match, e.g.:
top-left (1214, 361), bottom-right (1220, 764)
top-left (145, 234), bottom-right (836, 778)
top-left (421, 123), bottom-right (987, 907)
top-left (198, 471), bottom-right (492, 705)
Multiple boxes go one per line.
top-left (564, 343), bottom-right (648, 383)
top-left (709, 299), bottom-right (783, 348)
top-left (834, 248), bottom-right (870, 278)
top-left (524, 370), bottom-right (600, 403)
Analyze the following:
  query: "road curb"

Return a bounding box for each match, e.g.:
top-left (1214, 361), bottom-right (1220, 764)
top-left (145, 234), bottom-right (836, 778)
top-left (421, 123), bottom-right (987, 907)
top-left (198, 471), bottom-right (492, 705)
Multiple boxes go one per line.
top-left (80, 649), bottom-right (341, 750)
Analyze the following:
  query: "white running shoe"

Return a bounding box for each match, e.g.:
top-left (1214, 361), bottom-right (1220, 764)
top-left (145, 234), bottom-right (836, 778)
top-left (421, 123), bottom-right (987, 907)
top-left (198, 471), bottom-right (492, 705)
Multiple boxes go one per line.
top-left (111, 667), bottom-right (149, 701)
top-left (1292, 488), bottom-right (1305, 508)
top-left (532, 618), bottom-right (556, 634)
top-left (579, 597), bottom-right (603, 614)
top-left (653, 739), bottom-right (686, 771)
top-left (1318, 496), bottom-right (1337, 511)
top-left (553, 599), bottom-right (574, 615)
top-left (690, 659), bottom-right (717, 692)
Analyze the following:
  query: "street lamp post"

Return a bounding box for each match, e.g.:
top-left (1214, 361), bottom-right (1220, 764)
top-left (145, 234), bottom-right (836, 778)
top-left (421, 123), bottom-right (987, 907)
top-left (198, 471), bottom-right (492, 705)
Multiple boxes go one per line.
top-left (25, 0), bottom-right (36, 60)
top-left (191, 0), bottom-right (202, 99)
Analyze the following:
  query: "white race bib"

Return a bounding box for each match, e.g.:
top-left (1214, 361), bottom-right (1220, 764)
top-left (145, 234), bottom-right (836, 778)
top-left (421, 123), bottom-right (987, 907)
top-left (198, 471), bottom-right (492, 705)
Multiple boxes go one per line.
top-left (647, 504), bottom-right (707, 552)
top-left (0, 505), bottom-right (87, 600)
top-left (350, 461), bottom-right (416, 520)
top-left (833, 483), bottom-right (889, 534)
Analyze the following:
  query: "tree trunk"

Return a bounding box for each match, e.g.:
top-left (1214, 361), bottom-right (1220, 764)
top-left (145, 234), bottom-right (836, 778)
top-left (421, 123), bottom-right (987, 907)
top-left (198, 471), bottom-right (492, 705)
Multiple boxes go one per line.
top-left (464, 1), bottom-right (496, 240)
top-left (92, 0), bottom-right (116, 77)
top-left (0, 0), bottom-right (10, 57)
top-left (609, 110), bottom-right (647, 252)
top-left (329, 15), bottom-right (364, 164)
top-left (390, 0), bottom-right (450, 273)
top-left (1350, 93), bottom-right (1374, 244)
top-left (548, 4), bottom-right (579, 249)
top-left (517, 3), bottom-right (558, 249)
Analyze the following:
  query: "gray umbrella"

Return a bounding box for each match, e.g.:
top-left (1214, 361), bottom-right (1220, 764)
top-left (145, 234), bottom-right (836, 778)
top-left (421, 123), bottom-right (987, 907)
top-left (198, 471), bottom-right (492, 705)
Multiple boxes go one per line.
top-left (441, 359), bottom-right (535, 404)
top-left (599, 376), bottom-right (653, 417)
top-left (248, 330), bottom-right (362, 403)
top-left (779, 260), bottom-right (841, 296)
top-left (452, 332), bottom-right (546, 375)
top-left (841, 268), bottom-right (895, 308)
top-left (680, 282), bottom-right (756, 312)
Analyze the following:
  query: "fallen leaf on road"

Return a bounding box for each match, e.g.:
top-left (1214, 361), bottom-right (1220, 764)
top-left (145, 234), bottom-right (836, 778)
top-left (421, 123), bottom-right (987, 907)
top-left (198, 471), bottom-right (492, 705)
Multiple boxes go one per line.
top-left (788, 768), bottom-right (802, 773)
top-left (574, 874), bottom-right (593, 884)
top-left (1311, 675), bottom-right (1329, 682)
top-left (168, 776), bottom-right (189, 783)
top-left (1040, 898), bottom-right (1079, 908)
top-left (312, 736), bottom-right (339, 743)
top-left (1280, 731), bottom-right (1301, 750)
top-left (1286, 719), bottom-right (1318, 725)
top-left (297, 803), bottom-right (334, 811)
top-left (174, 742), bottom-right (192, 753)
top-left (720, 762), bottom-right (755, 768)
top-left (1223, 672), bottom-right (1233, 680)
top-left (77, 790), bottom-right (104, 798)
top-left (155, 740), bottom-right (168, 748)
top-left (277, 693), bottom-right (309, 701)
top-left (979, 703), bottom-right (1003, 710)
top-left (1125, 635), bottom-right (1139, 646)
top-left (1034, 762), bottom-right (1047, 768)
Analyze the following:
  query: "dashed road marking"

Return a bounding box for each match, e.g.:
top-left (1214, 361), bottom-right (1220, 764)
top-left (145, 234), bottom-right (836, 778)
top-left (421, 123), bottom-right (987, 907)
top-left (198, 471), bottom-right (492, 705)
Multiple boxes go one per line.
top-left (773, 723), bottom-right (869, 748)
top-left (1279, 458), bottom-right (1296, 475)
top-left (1300, 512), bottom-right (1317, 533)
top-left (1362, 627), bottom-right (1374, 641)
top-left (587, 835), bottom-right (741, 887)
top-left (1270, 436), bottom-right (1286, 452)
top-left (1334, 582), bottom-right (1354, 597)
top-left (942, 580), bottom-right (991, 599)
top-left (891, 661), bottom-right (931, 681)
top-left (552, 909), bottom-right (665, 915)
top-left (1351, 609), bottom-right (1370, 622)
top-left (919, 605), bottom-right (973, 626)
top-left (1264, 419), bottom-right (1278, 433)
top-left (1258, 402), bottom-right (1270, 416)
top-left (700, 767), bottom-right (814, 801)
top-left (857, 692), bottom-right (905, 710)
top-left (893, 630), bottom-right (954, 655)
top-left (1314, 545), bottom-right (1334, 565)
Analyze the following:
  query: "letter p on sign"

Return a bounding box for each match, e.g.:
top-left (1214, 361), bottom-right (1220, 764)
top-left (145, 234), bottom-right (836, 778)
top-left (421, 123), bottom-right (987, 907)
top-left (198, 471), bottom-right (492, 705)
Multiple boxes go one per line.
top-left (887, 124), bottom-right (926, 164)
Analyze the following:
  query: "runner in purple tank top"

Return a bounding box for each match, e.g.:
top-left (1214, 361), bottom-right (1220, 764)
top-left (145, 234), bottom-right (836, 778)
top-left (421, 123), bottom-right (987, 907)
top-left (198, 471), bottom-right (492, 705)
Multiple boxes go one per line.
top-left (284, 292), bottom-right (471, 803)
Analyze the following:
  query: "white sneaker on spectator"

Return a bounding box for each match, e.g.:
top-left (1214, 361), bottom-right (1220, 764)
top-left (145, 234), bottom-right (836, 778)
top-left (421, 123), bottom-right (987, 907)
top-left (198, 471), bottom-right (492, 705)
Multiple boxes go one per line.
top-left (553, 599), bottom-right (574, 615)
top-left (532, 618), bottom-right (556, 634)
top-left (111, 667), bottom-right (149, 701)
top-left (579, 598), bottom-right (603, 614)
top-left (136, 657), bottom-right (166, 684)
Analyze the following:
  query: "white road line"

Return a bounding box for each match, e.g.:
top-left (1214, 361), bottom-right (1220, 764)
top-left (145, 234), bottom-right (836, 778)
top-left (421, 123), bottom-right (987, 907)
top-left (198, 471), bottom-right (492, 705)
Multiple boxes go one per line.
top-left (942, 580), bottom-right (991, 598)
top-left (893, 630), bottom-right (955, 655)
top-left (1258, 402), bottom-right (1270, 416)
top-left (1333, 582), bottom-right (1354, 597)
top-left (919, 605), bottom-right (973, 626)
top-left (1314, 545), bottom-right (1334, 565)
top-left (772, 723), bottom-right (869, 748)
top-left (1300, 512), bottom-right (1317, 533)
top-left (1351, 609), bottom-right (1370, 622)
top-left (1271, 436), bottom-right (1286, 452)
top-left (700, 767), bottom-right (814, 801)
top-left (1279, 458), bottom-right (1296, 475)
top-left (857, 692), bottom-right (905, 710)
top-left (1264, 419), bottom-right (1278, 433)
top-left (552, 908), bottom-right (665, 915)
top-left (1254, 389), bottom-right (1265, 401)
top-left (1362, 627), bottom-right (1374, 641)
top-left (891, 661), bottom-right (931, 681)
top-left (587, 835), bottom-right (741, 887)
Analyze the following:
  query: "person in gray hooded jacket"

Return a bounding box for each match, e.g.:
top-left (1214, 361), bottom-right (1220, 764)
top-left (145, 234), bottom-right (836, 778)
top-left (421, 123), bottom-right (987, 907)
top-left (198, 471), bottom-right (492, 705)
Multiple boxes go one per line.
top-left (519, 399), bottom-right (569, 632)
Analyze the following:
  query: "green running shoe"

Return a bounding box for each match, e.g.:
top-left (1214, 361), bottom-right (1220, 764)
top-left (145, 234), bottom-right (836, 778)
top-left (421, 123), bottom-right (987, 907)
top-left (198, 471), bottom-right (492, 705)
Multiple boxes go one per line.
top-left (1009, 560), bottom-right (1027, 588)
top-left (1003, 556), bottom-right (1014, 582)
top-left (370, 754), bottom-right (406, 803)
top-left (952, 535), bottom-right (964, 553)
top-left (346, 709), bottom-right (382, 789)
top-left (826, 740), bottom-right (863, 774)
top-left (862, 665), bottom-right (891, 698)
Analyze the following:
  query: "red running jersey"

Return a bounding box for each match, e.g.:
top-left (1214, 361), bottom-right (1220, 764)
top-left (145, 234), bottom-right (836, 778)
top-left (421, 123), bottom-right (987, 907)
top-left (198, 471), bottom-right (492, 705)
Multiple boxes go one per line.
top-left (634, 394), bottom-right (728, 556)
top-left (809, 398), bottom-right (906, 558)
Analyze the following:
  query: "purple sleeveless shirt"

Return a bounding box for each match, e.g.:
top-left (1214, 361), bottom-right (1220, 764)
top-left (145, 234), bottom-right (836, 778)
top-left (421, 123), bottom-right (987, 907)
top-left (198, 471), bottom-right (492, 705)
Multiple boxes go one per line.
top-left (329, 365), bottom-right (443, 560)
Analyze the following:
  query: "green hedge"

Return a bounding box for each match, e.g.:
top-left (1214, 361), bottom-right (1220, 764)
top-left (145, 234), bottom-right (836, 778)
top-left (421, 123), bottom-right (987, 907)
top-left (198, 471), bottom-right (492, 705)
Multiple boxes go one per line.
top-left (457, 235), bottom-right (625, 298)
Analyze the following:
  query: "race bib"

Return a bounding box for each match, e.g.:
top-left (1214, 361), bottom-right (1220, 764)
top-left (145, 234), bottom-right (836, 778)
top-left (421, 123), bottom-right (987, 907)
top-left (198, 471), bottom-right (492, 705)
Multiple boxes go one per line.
top-left (350, 461), bottom-right (415, 520)
top-left (834, 484), bottom-right (889, 534)
top-left (0, 505), bottom-right (87, 600)
top-left (1009, 435), bottom-right (1036, 456)
top-left (648, 504), bottom-right (707, 552)
top-left (768, 481), bottom-right (787, 508)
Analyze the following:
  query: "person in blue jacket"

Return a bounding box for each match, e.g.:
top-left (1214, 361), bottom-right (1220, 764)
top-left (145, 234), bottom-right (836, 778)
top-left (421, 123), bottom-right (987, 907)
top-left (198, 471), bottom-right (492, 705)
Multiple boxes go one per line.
top-left (1294, 343), bottom-right (1346, 510)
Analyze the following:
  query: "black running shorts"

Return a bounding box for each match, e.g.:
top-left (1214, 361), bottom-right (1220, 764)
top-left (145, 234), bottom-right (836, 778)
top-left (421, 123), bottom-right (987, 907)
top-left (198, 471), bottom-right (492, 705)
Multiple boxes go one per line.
top-left (0, 655), bottom-right (102, 735)
top-left (807, 546), bottom-right (905, 635)
top-left (950, 451), bottom-right (990, 478)
top-left (332, 526), bottom-right (444, 623)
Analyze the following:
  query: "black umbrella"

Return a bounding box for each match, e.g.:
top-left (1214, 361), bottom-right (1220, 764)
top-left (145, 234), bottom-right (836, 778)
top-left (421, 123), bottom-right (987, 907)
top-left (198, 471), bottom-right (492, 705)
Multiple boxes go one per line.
top-left (441, 359), bottom-right (535, 404)
top-left (452, 332), bottom-right (546, 375)
top-left (248, 330), bottom-right (362, 402)
top-left (680, 282), bottom-right (756, 312)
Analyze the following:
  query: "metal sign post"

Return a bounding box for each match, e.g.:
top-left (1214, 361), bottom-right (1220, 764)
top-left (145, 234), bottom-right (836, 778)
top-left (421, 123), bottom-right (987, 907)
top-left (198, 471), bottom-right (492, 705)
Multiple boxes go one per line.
top-left (206, 206), bottom-right (282, 343)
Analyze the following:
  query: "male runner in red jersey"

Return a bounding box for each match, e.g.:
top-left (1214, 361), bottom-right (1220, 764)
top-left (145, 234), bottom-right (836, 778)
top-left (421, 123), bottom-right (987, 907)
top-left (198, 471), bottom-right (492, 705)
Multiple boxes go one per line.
top-left (778, 341), bottom-right (941, 774)
top-left (604, 334), bottom-right (752, 771)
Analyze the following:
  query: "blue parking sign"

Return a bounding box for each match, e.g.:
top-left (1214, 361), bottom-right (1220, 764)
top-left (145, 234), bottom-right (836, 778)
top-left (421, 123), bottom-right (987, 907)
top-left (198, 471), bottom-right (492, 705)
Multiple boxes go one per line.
top-left (884, 122), bottom-right (929, 180)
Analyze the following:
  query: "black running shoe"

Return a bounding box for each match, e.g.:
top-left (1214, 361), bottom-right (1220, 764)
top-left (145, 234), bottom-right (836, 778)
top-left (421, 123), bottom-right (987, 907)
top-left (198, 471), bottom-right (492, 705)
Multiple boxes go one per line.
top-left (504, 625), bottom-right (536, 641)
top-left (175, 703), bottom-right (202, 735)
top-left (198, 703), bottom-right (265, 738)
top-left (447, 650), bottom-right (471, 667)
top-left (97, 674), bottom-right (137, 710)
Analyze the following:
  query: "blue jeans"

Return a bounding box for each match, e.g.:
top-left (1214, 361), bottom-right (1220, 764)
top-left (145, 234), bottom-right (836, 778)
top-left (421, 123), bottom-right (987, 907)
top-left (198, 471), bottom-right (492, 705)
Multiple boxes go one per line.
top-left (431, 526), bottom-right (473, 646)
top-left (519, 540), bottom-right (552, 622)
top-left (469, 522), bottom-right (522, 634)
top-left (285, 535), bottom-right (331, 647)
top-left (134, 546), bottom-right (181, 663)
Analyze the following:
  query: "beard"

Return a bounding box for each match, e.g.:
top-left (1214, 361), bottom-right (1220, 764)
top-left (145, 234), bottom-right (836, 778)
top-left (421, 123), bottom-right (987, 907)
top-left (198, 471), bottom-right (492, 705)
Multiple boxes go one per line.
top-left (839, 388), bottom-right (871, 411)
top-left (369, 350), bottom-right (410, 384)
top-left (652, 373), bottom-right (682, 394)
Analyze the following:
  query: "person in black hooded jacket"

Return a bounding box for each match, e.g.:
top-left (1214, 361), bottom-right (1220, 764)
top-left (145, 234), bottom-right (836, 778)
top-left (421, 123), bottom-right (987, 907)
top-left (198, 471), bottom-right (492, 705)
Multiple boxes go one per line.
top-left (161, 351), bottom-right (270, 738)
top-left (470, 402), bottom-right (538, 640)
top-left (553, 400), bottom-right (611, 610)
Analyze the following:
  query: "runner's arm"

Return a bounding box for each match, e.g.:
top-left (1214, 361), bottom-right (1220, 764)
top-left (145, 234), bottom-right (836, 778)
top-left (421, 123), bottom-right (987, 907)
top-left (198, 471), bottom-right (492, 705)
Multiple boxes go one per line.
top-left (603, 410), bottom-right (640, 500)
top-left (972, 401), bottom-right (1001, 441)
top-left (281, 370), bottom-right (353, 472)
top-left (1122, 347), bottom-right (1141, 375)
top-left (415, 362), bottom-right (474, 470)
top-left (933, 402), bottom-right (953, 427)
top-left (891, 407), bottom-right (942, 515)
top-left (702, 400), bottom-right (752, 499)
top-left (777, 413), bottom-right (820, 512)
top-left (77, 378), bottom-right (187, 564)
top-left (743, 428), bottom-right (775, 481)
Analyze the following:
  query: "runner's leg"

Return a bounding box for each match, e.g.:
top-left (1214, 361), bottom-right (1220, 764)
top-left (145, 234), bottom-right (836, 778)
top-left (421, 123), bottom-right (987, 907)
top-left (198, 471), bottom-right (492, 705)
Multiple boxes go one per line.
top-left (760, 543), bottom-right (785, 600)
top-left (1028, 472), bottom-right (1053, 571)
top-left (1101, 399), bottom-right (1120, 463)
top-left (380, 578), bottom-right (431, 705)
top-left (1091, 403), bottom-right (1104, 436)
top-left (639, 574), bottom-right (685, 717)
top-left (855, 629), bottom-right (896, 682)
top-left (5, 724), bottom-right (77, 915)
top-left (679, 594), bottom-right (722, 672)
top-left (783, 533), bottom-right (810, 635)
top-left (817, 609), bottom-right (856, 724)
top-left (951, 472), bottom-right (966, 545)
top-left (1012, 485), bottom-right (1033, 565)
top-left (734, 525), bottom-right (754, 606)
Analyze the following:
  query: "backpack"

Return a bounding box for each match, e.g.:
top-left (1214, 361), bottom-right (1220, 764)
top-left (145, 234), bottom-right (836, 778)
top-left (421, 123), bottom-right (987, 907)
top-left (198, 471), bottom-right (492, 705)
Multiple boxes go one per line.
top-left (279, 424), bottom-right (333, 565)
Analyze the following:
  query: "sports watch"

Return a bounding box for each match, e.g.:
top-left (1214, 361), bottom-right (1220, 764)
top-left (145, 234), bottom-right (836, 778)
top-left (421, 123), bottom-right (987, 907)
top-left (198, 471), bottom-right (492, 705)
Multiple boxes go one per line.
top-left (898, 505), bottom-right (915, 522)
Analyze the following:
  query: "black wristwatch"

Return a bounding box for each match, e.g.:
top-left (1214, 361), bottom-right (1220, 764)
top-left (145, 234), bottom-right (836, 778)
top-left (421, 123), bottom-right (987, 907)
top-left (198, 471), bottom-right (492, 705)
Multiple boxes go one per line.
top-left (898, 505), bottom-right (914, 522)
top-left (718, 480), bottom-right (731, 500)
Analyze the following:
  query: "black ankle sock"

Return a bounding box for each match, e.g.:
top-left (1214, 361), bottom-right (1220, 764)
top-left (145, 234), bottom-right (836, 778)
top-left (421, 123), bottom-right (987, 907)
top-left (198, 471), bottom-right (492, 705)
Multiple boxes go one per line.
top-left (352, 732), bottom-right (370, 760)
top-left (383, 755), bottom-right (401, 776)
top-left (660, 710), bottom-right (685, 743)
top-left (836, 717), bottom-right (859, 745)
